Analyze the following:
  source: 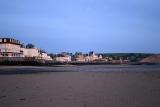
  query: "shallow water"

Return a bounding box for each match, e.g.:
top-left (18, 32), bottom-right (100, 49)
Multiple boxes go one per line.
top-left (0, 65), bottom-right (160, 74)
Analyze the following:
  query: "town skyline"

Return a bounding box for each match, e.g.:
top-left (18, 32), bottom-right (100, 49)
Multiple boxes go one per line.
top-left (1, 37), bottom-right (157, 64)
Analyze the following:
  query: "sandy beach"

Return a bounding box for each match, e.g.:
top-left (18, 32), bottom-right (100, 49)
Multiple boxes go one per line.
top-left (0, 65), bottom-right (160, 107)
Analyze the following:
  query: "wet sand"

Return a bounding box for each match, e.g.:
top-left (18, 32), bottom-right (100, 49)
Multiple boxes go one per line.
top-left (0, 65), bottom-right (160, 107)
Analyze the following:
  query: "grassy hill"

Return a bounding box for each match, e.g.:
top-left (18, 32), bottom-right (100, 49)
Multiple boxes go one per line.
top-left (140, 55), bottom-right (160, 63)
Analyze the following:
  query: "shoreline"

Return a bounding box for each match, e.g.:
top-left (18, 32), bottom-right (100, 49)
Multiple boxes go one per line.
top-left (0, 64), bottom-right (160, 75)
top-left (0, 61), bottom-right (159, 66)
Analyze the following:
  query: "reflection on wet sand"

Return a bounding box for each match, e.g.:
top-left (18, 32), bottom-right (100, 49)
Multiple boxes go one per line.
top-left (0, 65), bottom-right (160, 107)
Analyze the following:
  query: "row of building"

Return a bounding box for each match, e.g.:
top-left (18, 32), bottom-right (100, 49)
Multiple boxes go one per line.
top-left (54, 51), bottom-right (103, 62)
top-left (0, 38), bottom-right (52, 60)
top-left (0, 38), bottom-right (104, 62)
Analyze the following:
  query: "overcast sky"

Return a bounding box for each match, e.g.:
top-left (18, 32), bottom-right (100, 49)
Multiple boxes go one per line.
top-left (0, 0), bottom-right (160, 53)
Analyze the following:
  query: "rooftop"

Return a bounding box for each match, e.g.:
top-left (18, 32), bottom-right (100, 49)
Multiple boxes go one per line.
top-left (0, 38), bottom-right (21, 45)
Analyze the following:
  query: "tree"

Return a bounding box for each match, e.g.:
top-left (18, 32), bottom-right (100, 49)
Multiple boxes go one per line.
top-left (40, 49), bottom-right (46, 54)
top-left (48, 53), bottom-right (56, 58)
top-left (26, 44), bottom-right (35, 49)
top-left (21, 43), bottom-right (25, 48)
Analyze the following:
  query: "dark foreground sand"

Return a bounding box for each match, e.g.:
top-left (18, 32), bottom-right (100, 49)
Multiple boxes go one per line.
top-left (0, 65), bottom-right (160, 107)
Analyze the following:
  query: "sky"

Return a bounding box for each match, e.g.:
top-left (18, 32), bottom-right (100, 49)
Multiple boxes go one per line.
top-left (0, 0), bottom-right (160, 53)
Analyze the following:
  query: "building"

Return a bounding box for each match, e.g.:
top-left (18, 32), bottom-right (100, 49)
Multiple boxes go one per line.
top-left (41, 52), bottom-right (52, 60)
top-left (85, 51), bottom-right (100, 62)
top-left (75, 55), bottom-right (85, 62)
top-left (73, 51), bottom-right (103, 62)
top-left (0, 38), bottom-right (52, 61)
top-left (22, 48), bottom-right (52, 60)
top-left (74, 52), bottom-right (85, 62)
top-left (0, 38), bottom-right (23, 57)
top-left (21, 47), bottom-right (40, 58)
top-left (55, 53), bottom-right (71, 62)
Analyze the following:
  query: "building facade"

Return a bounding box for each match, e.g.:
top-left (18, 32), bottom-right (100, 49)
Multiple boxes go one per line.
top-left (0, 38), bottom-right (23, 57)
top-left (41, 53), bottom-right (52, 60)
top-left (55, 53), bottom-right (71, 62)
top-left (21, 48), bottom-right (40, 57)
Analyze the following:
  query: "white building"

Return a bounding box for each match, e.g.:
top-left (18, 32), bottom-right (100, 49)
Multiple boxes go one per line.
top-left (21, 48), bottom-right (40, 58)
top-left (41, 53), bottom-right (52, 60)
top-left (22, 48), bottom-right (52, 60)
top-left (0, 38), bottom-right (23, 57)
top-left (55, 55), bottom-right (71, 62)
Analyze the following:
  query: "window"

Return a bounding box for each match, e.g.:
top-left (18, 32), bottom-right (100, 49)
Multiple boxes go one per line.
top-left (20, 50), bottom-right (23, 53)
top-left (0, 39), bottom-right (2, 42)
top-left (4, 39), bottom-right (6, 42)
